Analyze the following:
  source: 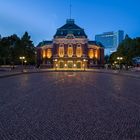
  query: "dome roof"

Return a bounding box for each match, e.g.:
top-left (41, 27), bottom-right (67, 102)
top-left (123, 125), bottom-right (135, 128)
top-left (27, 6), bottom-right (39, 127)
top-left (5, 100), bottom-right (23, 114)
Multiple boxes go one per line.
top-left (54, 19), bottom-right (87, 38)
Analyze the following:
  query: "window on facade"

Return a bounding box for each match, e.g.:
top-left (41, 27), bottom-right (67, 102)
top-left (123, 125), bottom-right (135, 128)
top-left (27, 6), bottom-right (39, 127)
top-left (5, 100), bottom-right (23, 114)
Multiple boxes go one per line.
top-left (59, 44), bottom-right (64, 57)
top-left (47, 49), bottom-right (52, 58)
top-left (76, 44), bottom-right (82, 57)
top-left (68, 44), bottom-right (73, 57)
top-left (95, 49), bottom-right (98, 58)
top-left (88, 49), bottom-right (94, 59)
top-left (42, 49), bottom-right (46, 58)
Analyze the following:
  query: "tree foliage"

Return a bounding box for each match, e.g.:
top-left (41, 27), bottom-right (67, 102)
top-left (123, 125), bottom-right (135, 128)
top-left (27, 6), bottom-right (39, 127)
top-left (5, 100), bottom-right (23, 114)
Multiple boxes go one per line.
top-left (0, 32), bottom-right (35, 65)
top-left (109, 35), bottom-right (140, 65)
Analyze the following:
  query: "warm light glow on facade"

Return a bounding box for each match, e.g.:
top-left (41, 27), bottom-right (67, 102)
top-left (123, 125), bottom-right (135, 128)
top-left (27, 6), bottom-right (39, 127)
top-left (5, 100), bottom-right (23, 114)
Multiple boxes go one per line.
top-left (65, 64), bottom-right (67, 67)
top-left (47, 49), bottom-right (52, 58)
top-left (68, 44), bottom-right (73, 57)
top-left (43, 49), bottom-right (46, 58)
top-left (59, 44), bottom-right (64, 57)
top-left (88, 49), bottom-right (94, 59)
top-left (37, 19), bottom-right (104, 70)
top-left (73, 64), bottom-right (76, 67)
top-left (95, 49), bottom-right (98, 58)
top-left (76, 44), bottom-right (82, 57)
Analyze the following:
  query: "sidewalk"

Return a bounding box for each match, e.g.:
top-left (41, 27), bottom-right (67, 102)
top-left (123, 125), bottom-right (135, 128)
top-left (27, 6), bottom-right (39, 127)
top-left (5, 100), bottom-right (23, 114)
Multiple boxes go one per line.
top-left (0, 68), bottom-right (55, 78)
top-left (0, 70), bottom-right (23, 78)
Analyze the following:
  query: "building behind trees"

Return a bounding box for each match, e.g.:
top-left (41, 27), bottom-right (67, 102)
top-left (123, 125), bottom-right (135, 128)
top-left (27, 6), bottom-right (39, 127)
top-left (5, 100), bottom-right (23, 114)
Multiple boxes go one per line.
top-left (95, 30), bottom-right (124, 56)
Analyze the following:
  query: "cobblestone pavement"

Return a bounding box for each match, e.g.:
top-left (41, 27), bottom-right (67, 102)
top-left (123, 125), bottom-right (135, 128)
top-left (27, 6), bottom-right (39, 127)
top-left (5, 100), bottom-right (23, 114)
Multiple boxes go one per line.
top-left (0, 72), bottom-right (140, 140)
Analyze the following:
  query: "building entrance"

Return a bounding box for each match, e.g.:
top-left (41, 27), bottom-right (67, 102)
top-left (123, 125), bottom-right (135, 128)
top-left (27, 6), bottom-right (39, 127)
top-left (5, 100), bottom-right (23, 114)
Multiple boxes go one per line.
top-left (77, 61), bottom-right (82, 68)
top-left (56, 60), bottom-right (85, 70)
top-left (67, 61), bottom-right (73, 68)
top-left (59, 61), bottom-right (64, 68)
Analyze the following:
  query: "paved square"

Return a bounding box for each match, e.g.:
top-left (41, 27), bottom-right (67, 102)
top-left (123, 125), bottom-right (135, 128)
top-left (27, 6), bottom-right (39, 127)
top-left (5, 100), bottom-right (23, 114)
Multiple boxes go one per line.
top-left (0, 72), bottom-right (140, 140)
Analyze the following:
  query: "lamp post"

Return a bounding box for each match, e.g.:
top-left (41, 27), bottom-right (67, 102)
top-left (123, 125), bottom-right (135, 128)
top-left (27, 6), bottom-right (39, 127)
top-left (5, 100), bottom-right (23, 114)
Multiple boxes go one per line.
top-left (53, 59), bottom-right (58, 71)
top-left (19, 56), bottom-right (25, 71)
top-left (83, 59), bottom-right (87, 71)
top-left (117, 57), bottom-right (123, 71)
top-left (24, 60), bottom-right (27, 69)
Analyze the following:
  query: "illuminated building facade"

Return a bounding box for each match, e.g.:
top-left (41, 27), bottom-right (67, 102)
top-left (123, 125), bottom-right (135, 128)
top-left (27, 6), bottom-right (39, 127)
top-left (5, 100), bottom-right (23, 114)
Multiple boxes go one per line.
top-left (37, 19), bottom-right (104, 70)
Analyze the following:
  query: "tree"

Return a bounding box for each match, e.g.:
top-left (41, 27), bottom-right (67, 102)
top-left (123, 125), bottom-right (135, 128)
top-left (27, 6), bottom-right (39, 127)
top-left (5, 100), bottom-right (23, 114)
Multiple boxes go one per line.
top-left (109, 35), bottom-right (140, 65)
top-left (9, 34), bottom-right (21, 65)
top-left (0, 37), bottom-right (11, 65)
top-left (20, 32), bottom-right (35, 64)
top-left (0, 32), bottom-right (35, 65)
top-left (109, 52), bottom-right (118, 64)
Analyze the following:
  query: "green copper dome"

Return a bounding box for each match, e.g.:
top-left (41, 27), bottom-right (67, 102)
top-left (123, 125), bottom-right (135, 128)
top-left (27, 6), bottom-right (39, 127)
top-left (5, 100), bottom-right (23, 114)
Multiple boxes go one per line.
top-left (54, 19), bottom-right (87, 38)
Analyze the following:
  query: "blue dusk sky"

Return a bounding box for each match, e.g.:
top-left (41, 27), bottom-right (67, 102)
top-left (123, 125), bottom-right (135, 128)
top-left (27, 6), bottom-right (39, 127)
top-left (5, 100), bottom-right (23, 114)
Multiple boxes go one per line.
top-left (0, 0), bottom-right (140, 45)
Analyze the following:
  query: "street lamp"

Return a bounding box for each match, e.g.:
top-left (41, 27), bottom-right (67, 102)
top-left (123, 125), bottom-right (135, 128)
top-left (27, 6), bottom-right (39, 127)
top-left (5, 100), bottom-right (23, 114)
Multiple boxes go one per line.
top-left (24, 60), bottom-right (27, 69)
top-left (19, 56), bottom-right (25, 68)
top-left (19, 56), bottom-right (25, 71)
top-left (19, 56), bottom-right (25, 64)
top-left (35, 51), bottom-right (37, 66)
top-left (117, 57), bottom-right (123, 70)
top-left (83, 59), bottom-right (87, 71)
top-left (53, 59), bottom-right (58, 71)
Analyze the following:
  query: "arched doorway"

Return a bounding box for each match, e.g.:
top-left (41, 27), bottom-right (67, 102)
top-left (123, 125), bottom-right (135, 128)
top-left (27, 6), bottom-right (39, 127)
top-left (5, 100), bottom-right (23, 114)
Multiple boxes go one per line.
top-left (67, 61), bottom-right (73, 68)
top-left (59, 61), bottom-right (64, 68)
top-left (77, 61), bottom-right (82, 68)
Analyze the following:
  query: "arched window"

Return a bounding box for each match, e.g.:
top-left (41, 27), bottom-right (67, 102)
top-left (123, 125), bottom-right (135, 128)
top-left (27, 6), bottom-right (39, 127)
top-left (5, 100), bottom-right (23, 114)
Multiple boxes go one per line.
top-left (76, 44), bottom-right (82, 57)
top-left (59, 44), bottom-right (64, 57)
top-left (95, 49), bottom-right (98, 58)
top-left (47, 49), bottom-right (52, 58)
top-left (67, 44), bottom-right (73, 57)
top-left (88, 49), bottom-right (94, 59)
top-left (42, 49), bottom-right (46, 58)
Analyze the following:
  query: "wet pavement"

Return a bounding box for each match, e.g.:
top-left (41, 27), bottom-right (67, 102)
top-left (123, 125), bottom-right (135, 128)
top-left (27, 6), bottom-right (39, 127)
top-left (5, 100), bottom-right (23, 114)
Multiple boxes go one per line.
top-left (0, 72), bottom-right (140, 140)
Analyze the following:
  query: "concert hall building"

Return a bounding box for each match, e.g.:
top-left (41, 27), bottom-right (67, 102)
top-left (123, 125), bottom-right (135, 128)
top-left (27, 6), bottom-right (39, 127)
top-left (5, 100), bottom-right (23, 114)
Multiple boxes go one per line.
top-left (37, 19), bottom-right (104, 70)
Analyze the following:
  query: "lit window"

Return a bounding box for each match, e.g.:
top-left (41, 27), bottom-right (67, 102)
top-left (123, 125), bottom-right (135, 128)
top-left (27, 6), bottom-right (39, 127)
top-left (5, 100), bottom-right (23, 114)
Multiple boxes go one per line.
top-left (43, 49), bottom-right (46, 58)
top-left (95, 49), bottom-right (98, 58)
top-left (76, 44), bottom-right (82, 57)
top-left (47, 49), bottom-right (52, 58)
top-left (59, 44), bottom-right (64, 57)
top-left (68, 44), bottom-right (73, 57)
top-left (88, 49), bottom-right (94, 59)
